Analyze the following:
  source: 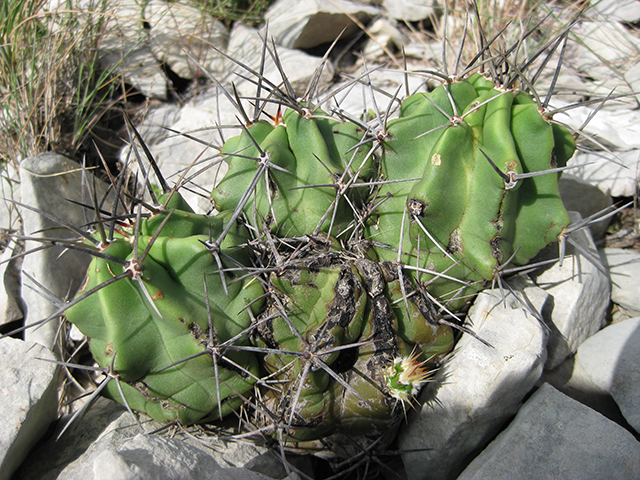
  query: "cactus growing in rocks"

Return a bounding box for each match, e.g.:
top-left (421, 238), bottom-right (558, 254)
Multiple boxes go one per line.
top-left (5, 2), bottom-right (626, 470)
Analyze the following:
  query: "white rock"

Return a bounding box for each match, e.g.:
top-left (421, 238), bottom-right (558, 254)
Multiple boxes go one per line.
top-left (363, 18), bottom-right (408, 61)
top-left (223, 23), bottom-right (335, 98)
top-left (603, 248), bottom-right (640, 315)
top-left (99, 46), bottom-right (167, 100)
top-left (558, 174), bottom-right (612, 241)
top-left (19, 153), bottom-right (112, 349)
top-left (328, 67), bottom-right (428, 121)
top-left (55, 0), bottom-right (169, 100)
top-left (17, 397), bottom-right (278, 479)
top-left (90, 434), bottom-right (273, 480)
top-left (131, 102), bottom-right (183, 146)
top-left (531, 211), bottom-right (610, 369)
top-left (264, 0), bottom-right (379, 49)
top-left (572, 21), bottom-right (640, 78)
top-left (574, 317), bottom-right (640, 433)
top-left (0, 163), bottom-right (23, 327)
top-left (457, 383), bottom-right (640, 480)
top-left (624, 62), bottom-right (640, 105)
top-left (383, 0), bottom-right (438, 22)
top-left (398, 277), bottom-right (548, 480)
top-left (590, 0), bottom-right (640, 23)
top-left (0, 337), bottom-right (58, 480)
top-left (568, 149), bottom-right (640, 198)
top-left (146, 1), bottom-right (229, 80)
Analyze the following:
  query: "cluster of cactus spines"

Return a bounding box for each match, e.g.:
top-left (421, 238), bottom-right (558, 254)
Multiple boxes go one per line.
top-left (4, 3), bottom-right (631, 469)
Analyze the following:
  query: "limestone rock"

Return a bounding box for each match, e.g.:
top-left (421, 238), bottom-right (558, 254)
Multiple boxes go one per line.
top-left (264, 0), bottom-right (379, 49)
top-left (569, 149), bottom-right (640, 198)
top-left (590, 0), bottom-right (640, 24)
top-left (223, 23), bottom-right (335, 98)
top-left (457, 383), bottom-right (640, 480)
top-left (19, 153), bottom-right (112, 348)
top-left (16, 397), bottom-right (280, 480)
top-left (531, 212), bottom-right (610, 369)
top-left (382, 0), bottom-right (438, 22)
top-left (603, 248), bottom-right (640, 315)
top-left (0, 338), bottom-right (58, 480)
top-left (0, 162), bottom-right (23, 327)
top-left (398, 277), bottom-right (549, 480)
top-left (558, 174), bottom-right (612, 241)
top-left (89, 434), bottom-right (273, 480)
top-left (574, 317), bottom-right (640, 433)
top-left (146, 1), bottom-right (229, 80)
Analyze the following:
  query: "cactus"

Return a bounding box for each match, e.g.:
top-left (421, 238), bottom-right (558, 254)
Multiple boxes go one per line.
top-left (65, 192), bottom-right (265, 424)
top-left (369, 73), bottom-right (576, 309)
top-left (26, 3), bottom-right (605, 461)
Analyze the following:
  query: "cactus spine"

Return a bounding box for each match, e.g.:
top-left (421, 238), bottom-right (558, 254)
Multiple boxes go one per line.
top-left (59, 8), bottom-right (581, 454)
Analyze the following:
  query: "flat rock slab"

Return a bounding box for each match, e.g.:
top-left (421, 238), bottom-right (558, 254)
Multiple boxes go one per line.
top-left (457, 383), bottom-right (640, 480)
top-left (603, 248), bottom-right (640, 315)
top-left (90, 434), bottom-right (274, 480)
top-left (0, 337), bottom-right (58, 480)
top-left (398, 277), bottom-right (548, 480)
top-left (531, 212), bottom-right (610, 369)
top-left (16, 397), bottom-right (284, 480)
top-left (574, 316), bottom-right (640, 434)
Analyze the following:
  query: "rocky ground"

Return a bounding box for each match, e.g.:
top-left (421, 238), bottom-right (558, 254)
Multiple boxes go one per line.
top-left (1, 0), bottom-right (640, 479)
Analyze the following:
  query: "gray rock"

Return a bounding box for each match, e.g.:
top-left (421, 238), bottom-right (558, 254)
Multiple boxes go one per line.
top-left (610, 319), bottom-right (640, 433)
top-left (570, 21), bottom-right (640, 95)
top-left (127, 23), bottom-right (337, 213)
top-left (73, 0), bottom-right (170, 100)
top-left (90, 434), bottom-right (272, 480)
top-left (19, 153), bottom-right (110, 348)
top-left (603, 248), bottom-right (640, 315)
top-left (383, 0), bottom-right (438, 22)
top-left (124, 91), bottom-right (231, 214)
top-left (100, 46), bottom-right (167, 100)
top-left (530, 212), bottom-right (610, 369)
top-left (569, 149), bottom-right (640, 198)
top-left (537, 355), bottom-right (627, 427)
top-left (17, 397), bottom-right (280, 480)
top-left (19, 153), bottom-right (117, 348)
top-left (362, 18), bottom-right (408, 61)
top-left (624, 62), bottom-right (640, 105)
top-left (457, 383), bottom-right (640, 480)
top-left (574, 317), bottom-right (640, 433)
top-left (398, 277), bottom-right (548, 480)
top-left (146, 1), bottom-right (229, 80)
top-left (264, 0), bottom-right (379, 49)
top-left (558, 174), bottom-right (612, 241)
top-left (224, 23), bottom-right (335, 98)
top-left (0, 337), bottom-right (58, 480)
top-left (590, 0), bottom-right (640, 23)
top-left (17, 398), bottom-right (152, 480)
top-left (0, 162), bottom-right (23, 327)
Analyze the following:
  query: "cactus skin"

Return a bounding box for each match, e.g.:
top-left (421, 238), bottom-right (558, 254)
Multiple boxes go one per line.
top-left (369, 73), bottom-right (576, 309)
top-left (65, 48), bottom-right (576, 445)
top-left (253, 250), bottom-right (452, 442)
top-left (203, 69), bottom-right (577, 442)
top-left (65, 193), bottom-right (264, 424)
top-left (212, 108), bottom-right (374, 237)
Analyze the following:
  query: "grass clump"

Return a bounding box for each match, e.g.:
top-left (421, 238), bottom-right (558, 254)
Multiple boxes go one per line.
top-left (0, 0), bottom-right (131, 167)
